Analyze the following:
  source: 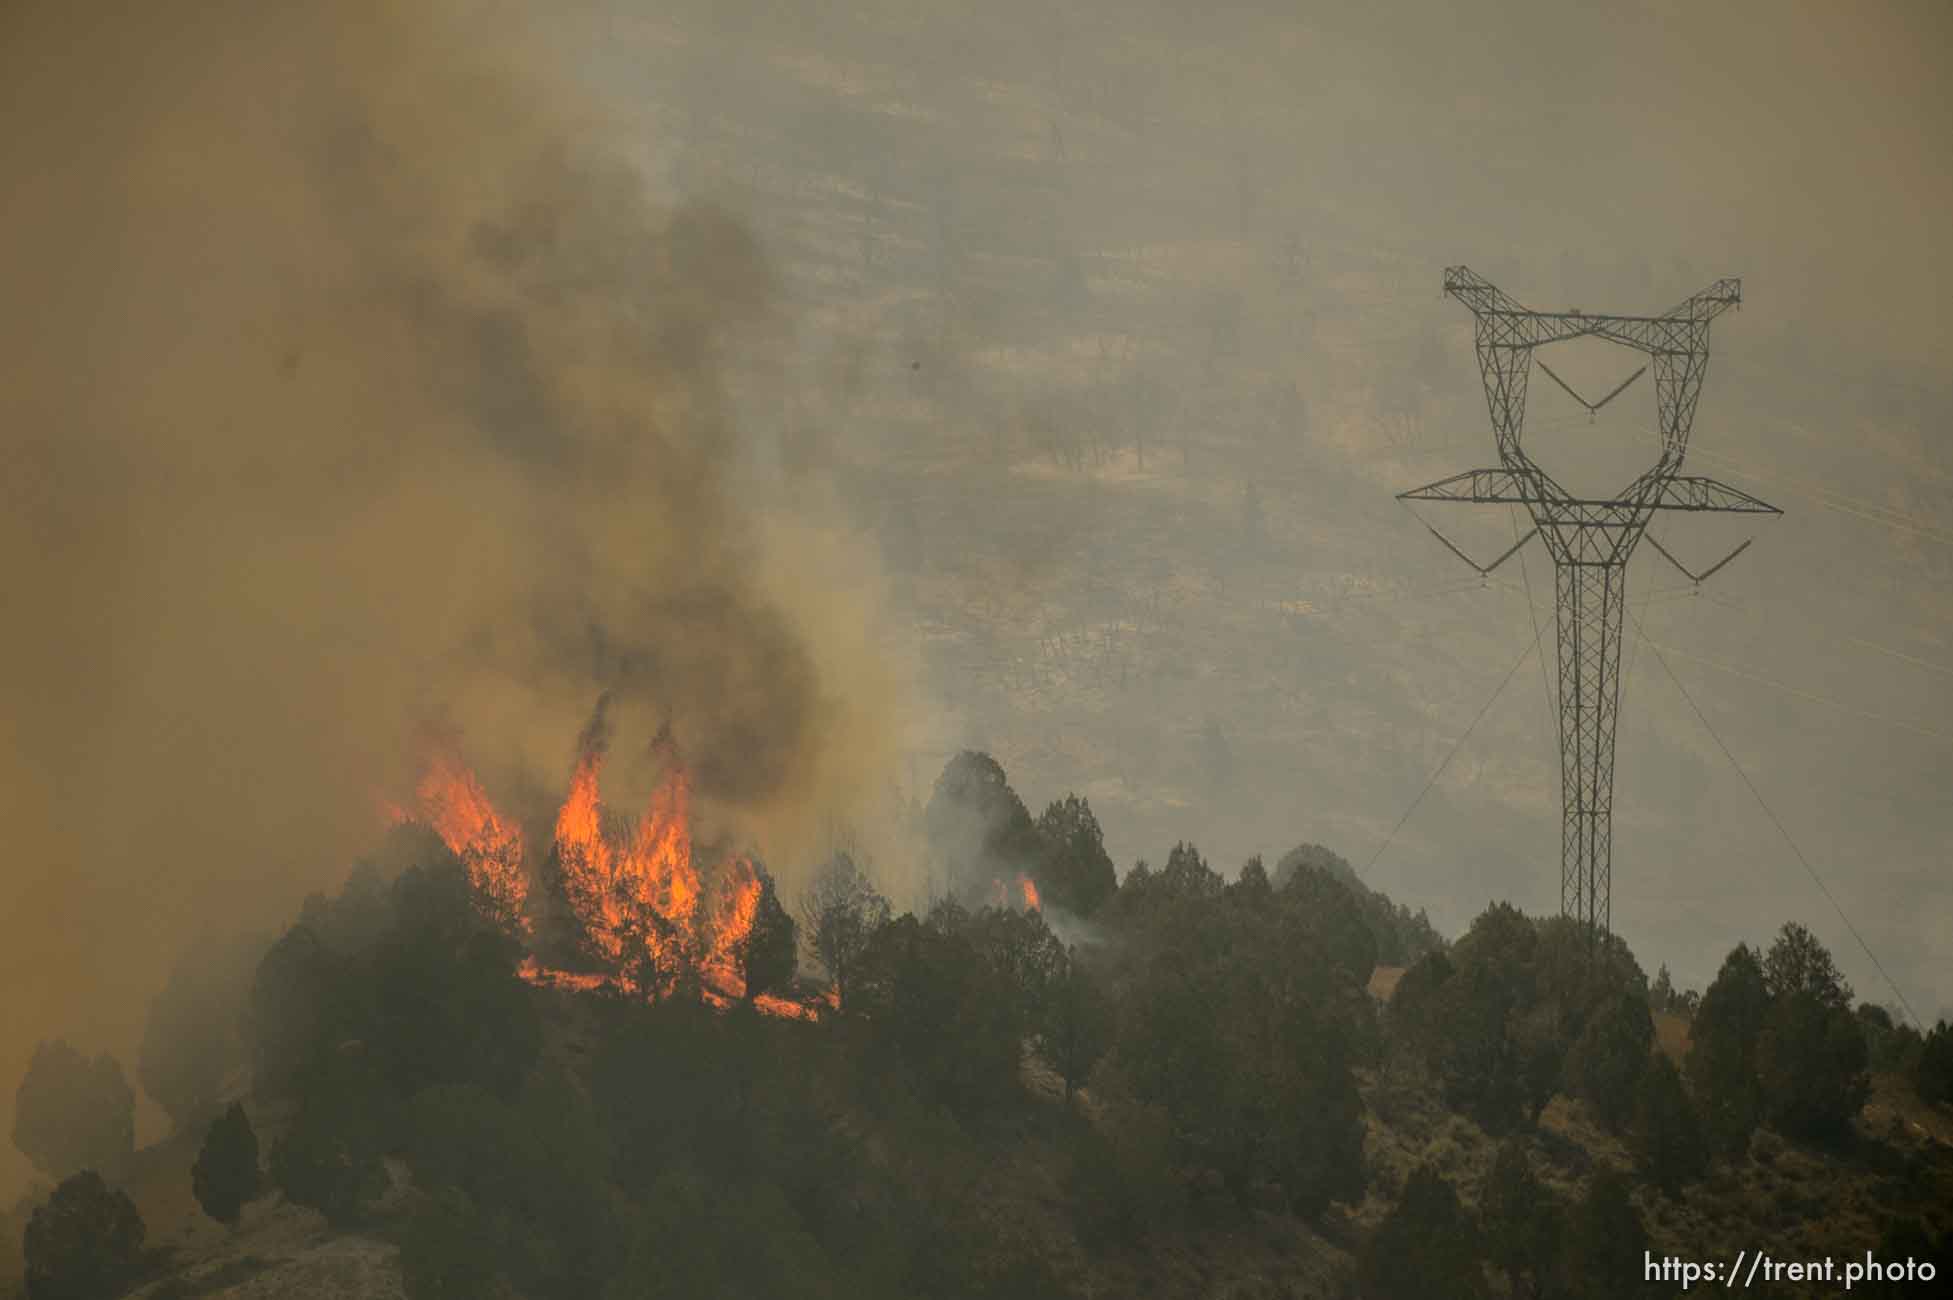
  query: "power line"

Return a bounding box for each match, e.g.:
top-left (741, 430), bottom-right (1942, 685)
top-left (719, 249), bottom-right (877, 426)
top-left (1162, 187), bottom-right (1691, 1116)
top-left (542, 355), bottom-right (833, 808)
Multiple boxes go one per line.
top-left (1618, 514), bottom-right (1670, 705)
top-left (1317, 576), bottom-right (1489, 609)
top-left (1638, 636), bottom-right (1947, 743)
top-left (1625, 603), bottom-right (1927, 1031)
top-left (1485, 573), bottom-right (1947, 743)
top-left (1848, 635), bottom-right (1953, 679)
top-left (1264, 575), bottom-right (1492, 629)
top-left (1686, 447), bottom-right (1953, 549)
top-left (1367, 633), bottom-right (1536, 874)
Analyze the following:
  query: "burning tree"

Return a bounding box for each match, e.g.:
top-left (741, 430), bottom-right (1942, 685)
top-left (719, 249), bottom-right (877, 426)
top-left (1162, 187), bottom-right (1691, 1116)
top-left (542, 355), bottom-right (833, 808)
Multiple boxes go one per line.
top-left (389, 729), bottom-right (529, 937)
top-left (542, 721), bottom-right (779, 1006)
top-left (740, 873), bottom-right (798, 1003)
top-left (924, 751), bottom-right (1042, 905)
top-left (388, 699), bottom-right (810, 1016)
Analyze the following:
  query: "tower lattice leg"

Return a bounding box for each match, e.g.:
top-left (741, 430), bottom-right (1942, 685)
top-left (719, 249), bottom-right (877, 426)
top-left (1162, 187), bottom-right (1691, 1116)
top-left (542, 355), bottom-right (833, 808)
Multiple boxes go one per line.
top-left (1554, 562), bottom-right (1627, 935)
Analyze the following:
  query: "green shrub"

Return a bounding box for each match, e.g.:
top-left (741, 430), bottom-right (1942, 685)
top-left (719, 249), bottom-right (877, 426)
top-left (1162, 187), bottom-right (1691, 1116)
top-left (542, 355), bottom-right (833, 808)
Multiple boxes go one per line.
top-left (1480, 1138), bottom-right (1557, 1298)
top-left (1064, 1098), bottom-right (1184, 1250)
top-left (1551, 1169), bottom-right (1649, 1300)
top-left (269, 1058), bottom-right (391, 1227)
top-left (402, 1073), bottom-right (620, 1298)
top-left (602, 1168), bottom-right (835, 1300)
top-left (1357, 1163), bottom-right (1486, 1300)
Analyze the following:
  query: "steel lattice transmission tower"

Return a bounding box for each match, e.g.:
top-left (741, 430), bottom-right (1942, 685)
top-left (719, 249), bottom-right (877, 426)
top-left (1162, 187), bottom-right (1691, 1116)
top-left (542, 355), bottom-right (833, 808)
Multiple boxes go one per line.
top-left (1400, 266), bottom-right (1779, 935)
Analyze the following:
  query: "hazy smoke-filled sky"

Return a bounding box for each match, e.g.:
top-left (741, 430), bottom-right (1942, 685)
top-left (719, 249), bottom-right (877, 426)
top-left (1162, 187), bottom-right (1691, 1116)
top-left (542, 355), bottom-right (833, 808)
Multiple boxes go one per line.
top-left (4, 0), bottom-right (1949, 1197)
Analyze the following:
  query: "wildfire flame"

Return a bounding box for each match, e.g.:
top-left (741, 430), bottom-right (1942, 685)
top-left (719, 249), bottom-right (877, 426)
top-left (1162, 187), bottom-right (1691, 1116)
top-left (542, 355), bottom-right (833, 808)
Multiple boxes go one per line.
top-left (516, 957), bottom-right (609, 994)
top-left (991, 874), bottom-right (1043, 912)
top-left (390, 717), bottom-right (820, 1019)
top-left (392, 742), bottom-right (529, 933)
top-left (752, 992), bottom-right (820, 1022)
top-left (554, 730), bottom-right (715, 988)
top-left (699, 855), bottom-right (762, 1001)
top-left (553, 746), bottom-right (621, 960)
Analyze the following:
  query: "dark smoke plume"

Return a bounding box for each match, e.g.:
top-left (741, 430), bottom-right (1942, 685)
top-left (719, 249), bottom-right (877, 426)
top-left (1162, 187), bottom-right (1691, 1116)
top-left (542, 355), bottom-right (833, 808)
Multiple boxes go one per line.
top-left (0, 0), bottom-right (912, 1195)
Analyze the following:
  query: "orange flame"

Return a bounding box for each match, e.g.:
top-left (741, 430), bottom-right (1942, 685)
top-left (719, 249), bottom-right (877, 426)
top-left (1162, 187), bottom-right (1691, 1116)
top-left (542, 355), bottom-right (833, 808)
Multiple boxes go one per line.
top-left (395, 718), bottom-right (804, 1016)
top-left (625, 755), bottom-right (698, 933)
top-left (555, 747), bottom-right (625, 963)
top-left (396, 746), bottom-right (528, 933)
top-left (517, 956), bottom-right (610, 994)
top-left (1019, 876), bottom-right (1042, 911)
top-left (700, 855), bottom-right (763, 1001)
top-left (753, 992), bottom-right (822, 1022)
top-left (546, 734), bottom-right (770, 1004)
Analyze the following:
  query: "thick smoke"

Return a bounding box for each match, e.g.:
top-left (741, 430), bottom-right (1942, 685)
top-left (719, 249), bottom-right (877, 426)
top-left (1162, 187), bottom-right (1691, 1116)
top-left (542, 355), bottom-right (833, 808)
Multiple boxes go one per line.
top-left (0, 0), bottom-right (914, 1194)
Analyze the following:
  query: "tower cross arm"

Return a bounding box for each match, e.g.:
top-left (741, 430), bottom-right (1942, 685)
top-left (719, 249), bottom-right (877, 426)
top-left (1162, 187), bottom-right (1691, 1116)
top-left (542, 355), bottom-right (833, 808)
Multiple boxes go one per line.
top-left (1402, 468), bottom-right (1779, 516)
top-left (1442, 266), bottom-right (1742, 355)
top-left (1654, 475), bottom-right (1779, 514)
top-left (1659, 277), bottom-right (1742, 324)
top-left (1442, 265), bottom-right (1534, 319)
top-left (1399, 466), bottom-right (1548, 505)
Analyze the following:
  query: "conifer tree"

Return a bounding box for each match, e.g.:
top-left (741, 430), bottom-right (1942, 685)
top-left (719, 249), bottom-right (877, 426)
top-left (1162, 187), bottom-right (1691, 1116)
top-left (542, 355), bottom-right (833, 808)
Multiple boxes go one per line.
top-left (1686, 944), bottom-right (1769, 1155)
top-left (1630, 1054), bottom-right (1706, 1196)
top-left (192, 1102), bottom-right (262, 1226)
